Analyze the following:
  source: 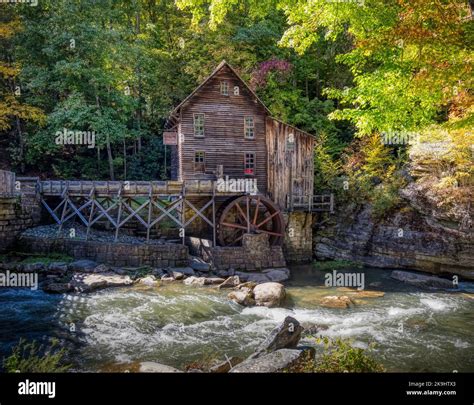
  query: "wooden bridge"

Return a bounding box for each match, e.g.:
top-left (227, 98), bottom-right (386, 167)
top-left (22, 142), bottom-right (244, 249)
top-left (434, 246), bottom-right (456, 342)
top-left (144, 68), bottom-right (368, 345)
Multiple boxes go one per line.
top-left (8, 174), bottom-right (333, 247)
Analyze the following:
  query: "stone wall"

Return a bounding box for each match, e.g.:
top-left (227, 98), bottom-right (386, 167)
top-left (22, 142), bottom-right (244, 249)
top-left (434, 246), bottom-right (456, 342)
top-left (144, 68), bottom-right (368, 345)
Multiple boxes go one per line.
top-left (187, 233), bottom-right (286, 271)
top-left (283, 212), bottom-right (313, 263)
top-left (17, 236), bottom-right (189, 268)
top-left (0, 197), bottom-right (39, 253)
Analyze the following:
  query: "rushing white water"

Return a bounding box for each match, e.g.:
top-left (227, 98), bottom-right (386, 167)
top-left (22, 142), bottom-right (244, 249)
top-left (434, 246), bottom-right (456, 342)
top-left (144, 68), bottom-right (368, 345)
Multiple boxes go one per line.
top-left (0, 266), bottom-right (473, 372)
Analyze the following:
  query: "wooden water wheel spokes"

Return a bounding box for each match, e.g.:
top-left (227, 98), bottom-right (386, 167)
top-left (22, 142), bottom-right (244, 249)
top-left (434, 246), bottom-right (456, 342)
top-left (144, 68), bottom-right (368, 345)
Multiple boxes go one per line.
top-left (217, 195), bottom-right (284, 246)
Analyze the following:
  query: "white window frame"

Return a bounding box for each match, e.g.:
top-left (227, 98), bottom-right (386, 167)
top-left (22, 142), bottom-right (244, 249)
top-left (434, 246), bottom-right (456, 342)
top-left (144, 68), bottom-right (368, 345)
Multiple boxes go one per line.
top-left (220, 81), bottom-right (229, 96)
top-left (244, 116), bottom-right (255, 139)
top-left (193, 113), bottom-right (205, 137)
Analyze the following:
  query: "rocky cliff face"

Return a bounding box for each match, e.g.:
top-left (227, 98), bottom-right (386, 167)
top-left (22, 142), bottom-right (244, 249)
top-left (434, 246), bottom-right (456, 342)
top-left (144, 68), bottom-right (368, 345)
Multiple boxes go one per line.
top-left (314, 199), bottom-right (473, 280)
top-left (315, 138), bottom-right (473, 280)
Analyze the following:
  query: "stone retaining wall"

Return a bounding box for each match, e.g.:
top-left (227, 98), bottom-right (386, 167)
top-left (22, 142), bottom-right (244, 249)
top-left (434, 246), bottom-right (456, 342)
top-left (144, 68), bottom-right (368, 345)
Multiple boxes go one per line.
top-left (283, 212), bottom-right (313, 263)
top-left (187, 233), bottom-right (286, 271)
top-left (17, 236), bottom-right (189, 268)
top-left (0, 197), bottom-right (39, 253)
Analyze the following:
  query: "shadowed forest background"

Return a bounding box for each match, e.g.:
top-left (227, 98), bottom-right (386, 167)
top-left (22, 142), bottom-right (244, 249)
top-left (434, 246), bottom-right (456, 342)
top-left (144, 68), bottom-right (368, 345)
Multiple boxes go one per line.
top-left (0, 0), bottom-right (472, 213)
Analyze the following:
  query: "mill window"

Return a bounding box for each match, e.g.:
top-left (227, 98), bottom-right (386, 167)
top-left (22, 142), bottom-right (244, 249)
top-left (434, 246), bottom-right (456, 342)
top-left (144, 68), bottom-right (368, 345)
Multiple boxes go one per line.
top-left (193, 113), bottom-right (205, 137)
top-left (244, 152), bottom-right (255, 175)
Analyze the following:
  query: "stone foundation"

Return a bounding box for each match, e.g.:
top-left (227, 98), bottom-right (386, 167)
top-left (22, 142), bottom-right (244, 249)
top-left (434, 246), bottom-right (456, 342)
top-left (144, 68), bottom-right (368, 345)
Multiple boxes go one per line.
top-left (0, 196), bottom-right (40, 253)
top-left (187, 233), bottom-right (286, 271)
top-left (283, 212), bottom-right (313, 263)
top-left (17, 236), bottom-right (189, 268)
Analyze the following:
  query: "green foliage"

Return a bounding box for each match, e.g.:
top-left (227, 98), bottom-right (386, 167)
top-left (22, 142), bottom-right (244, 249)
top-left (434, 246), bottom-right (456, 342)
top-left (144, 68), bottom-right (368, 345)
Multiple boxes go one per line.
top-left (313, 132), bottom-right (343, 192)
top-left (339, 134), bottom-right (407, 217)
top-left (286, 337), bottom-right (384, 373)
top-left (3, 338), bottom-right (71, 373)
top-left (21, 253), bottom-right (73, 265)
top-left (179, 0), bottom-right (472, 136)
top-left (370, 182), bottom-right (403, 220)
top-left (312, 337), bottom-right (385, 373)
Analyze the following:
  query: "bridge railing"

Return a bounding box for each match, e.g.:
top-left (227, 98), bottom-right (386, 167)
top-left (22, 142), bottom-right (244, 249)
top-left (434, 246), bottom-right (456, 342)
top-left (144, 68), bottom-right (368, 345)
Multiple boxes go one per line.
top-left (287, 193), bottom-right (334, 213)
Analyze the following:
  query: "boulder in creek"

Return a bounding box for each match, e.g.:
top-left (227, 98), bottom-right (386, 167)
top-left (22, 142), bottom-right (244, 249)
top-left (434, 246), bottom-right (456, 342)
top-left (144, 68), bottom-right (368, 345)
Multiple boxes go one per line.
top-left (152, 268), bottom-right (165, 278)
top-left (92, 263), bottom-right (110, 273)
top-left (217, 268), bottom-right (236, 278)
top-left (170, 267), bottom-right (195, 280)
top-left (320, 295), bottom-right (354, 308)
top-left (183, 276), bottom-right (206, 286)
top-left (218, 276), bottom-right (241, 289)
top-left (71, 272), bottom-right (133, 293)
top-left (253, 282), bottom-right (286, 307)
top-left (236, 281), bottom-right (257, 290)
top-left (69, 259), bottom-right (98, 273)
top-left (229, 348), bottom-right (314, 373)
top-left (203, 277), bottom-right (225, 285)
top-left (262, 268), bottom-right (291, 282)
top-left (337, 287), bottom-right (385, 298)
top-left (251, 316), bottom-right (304, 358)
top-left (138, 362), bottom-right (182, 373)
top-left (228, 288), bottom-right (255, 306)
top-left (47, 262), bottom-right (69, 275)
top-left (138, 276), bottom-right (159, 287)
top-left (209, 357), bottom-right (243, 373)
top-left (189, 257), bottom-right (211, 272)
top-left (391, 270), bottom-right (455, 290)
top-left (42, 282), bottom-right (73, 294)
top-left (160, 275), bottom-right (175, 283)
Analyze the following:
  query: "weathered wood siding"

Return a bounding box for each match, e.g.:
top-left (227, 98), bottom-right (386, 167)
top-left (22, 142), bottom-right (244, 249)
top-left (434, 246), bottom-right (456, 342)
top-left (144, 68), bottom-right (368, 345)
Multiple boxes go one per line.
top-left (178, 65), bottom-right (268, 193)
top-left (266, 118), bottom-right (315, 209)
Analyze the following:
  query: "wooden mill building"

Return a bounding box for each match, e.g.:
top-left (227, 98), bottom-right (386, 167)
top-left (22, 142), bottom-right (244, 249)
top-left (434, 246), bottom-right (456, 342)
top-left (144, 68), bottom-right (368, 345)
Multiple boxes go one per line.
top-left (161, 61), bottom-right (333, 250)
top-left (164, 60), bottom-right (316, 210)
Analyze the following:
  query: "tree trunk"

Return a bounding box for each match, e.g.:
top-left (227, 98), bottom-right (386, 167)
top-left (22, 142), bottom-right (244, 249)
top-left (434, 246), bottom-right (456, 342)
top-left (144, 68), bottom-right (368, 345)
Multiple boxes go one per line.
top-left (123, 138), bottom-right (127, 179)
top-left (106, 134), bottom-right (115, 181)
top-left (15, 116), bottom-right (25, 174)
top-left (95, 94), bottom-right (114, 180)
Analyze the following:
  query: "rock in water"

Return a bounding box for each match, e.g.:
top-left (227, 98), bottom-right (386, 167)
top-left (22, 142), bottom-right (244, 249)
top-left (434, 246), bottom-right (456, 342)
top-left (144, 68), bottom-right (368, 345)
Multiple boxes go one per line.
top-left (262, 268), bottom-right (290, 282)
top-left (252, 316), bottom-right (303, 358)
top-left (218, 276), bottom-right (241, 289)
top-left (69, 260), bottom-right (98, 273)
top-left (71, 272), bottom-right (133, 292)
top-left (229, 348), bottom-right (312, 373)
top-left (92, 264), bottom-right (110, 273)
top-left (183, 276), bottom-right (206, 286)
top-left (139, 362), bottom-right (182, 373)
top-left (253, 282), bottom-right (286, 307)
top-left (320, 295), bottom-right (353, 308)
top-left (172, 267), bottom-right (195, 277)
top-left (203, 277), bottom-right (225, 285)
top-left (391, 270), bottom-right (455, 289)
top-left (209, 357), bottom-right (243, 373)
top-left (189, 257), bottom-right (210, 272)
top-left (138, 276), bottom-right (158, 286)
top-left (228, 288), bottom-right (255, 306)
top-left (42, 282), bottom-right (73, 294)
top-left (47, 262), bottom-right (69, 275)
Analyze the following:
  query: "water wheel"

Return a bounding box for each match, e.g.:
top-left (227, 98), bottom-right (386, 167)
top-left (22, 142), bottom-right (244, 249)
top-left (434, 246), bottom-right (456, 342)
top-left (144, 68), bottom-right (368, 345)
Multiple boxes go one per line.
top-left (216, 195), bottom-right (284, 246)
